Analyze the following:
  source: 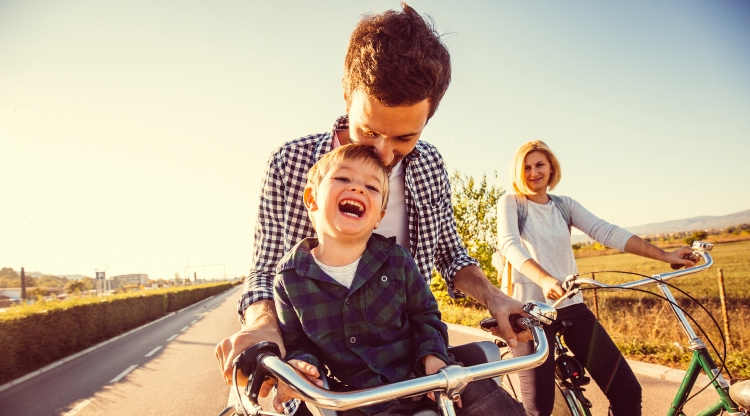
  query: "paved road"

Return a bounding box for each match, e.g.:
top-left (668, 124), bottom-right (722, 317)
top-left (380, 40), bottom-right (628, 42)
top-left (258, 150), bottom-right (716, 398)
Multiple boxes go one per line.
top-left (1, 287), bottom-right (725, 416)
top-left (448, 323), bottom-right (721, 416)
top-left (0, 286), bottom-right (242, 416)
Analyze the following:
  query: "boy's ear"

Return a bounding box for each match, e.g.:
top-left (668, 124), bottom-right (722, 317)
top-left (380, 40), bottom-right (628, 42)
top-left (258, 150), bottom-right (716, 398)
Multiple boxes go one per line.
top-left (303, 187), bottom-right (318, 211)
top-left (373, 209), bottom-right (386, 229)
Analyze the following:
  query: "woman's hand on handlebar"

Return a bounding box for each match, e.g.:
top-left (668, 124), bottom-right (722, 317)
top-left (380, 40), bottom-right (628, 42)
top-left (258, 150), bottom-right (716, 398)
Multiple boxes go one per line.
top-left (271, 359), bottom-right (324, 412)
top-left (664, 246), bottom-right (699, 270)
top-left (541, 277), bottom-right (566, 301)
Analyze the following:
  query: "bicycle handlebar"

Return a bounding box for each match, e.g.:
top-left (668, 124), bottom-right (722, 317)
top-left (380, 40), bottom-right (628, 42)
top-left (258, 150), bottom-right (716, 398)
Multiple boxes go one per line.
top-left (258, 324), bottom-right (549, 412)
top-left (224, 310), bottom-right (551, 416)
top-left (551, 241), bottom-right (714, 308)
top-left (574, 247), bottom-right (712, 290)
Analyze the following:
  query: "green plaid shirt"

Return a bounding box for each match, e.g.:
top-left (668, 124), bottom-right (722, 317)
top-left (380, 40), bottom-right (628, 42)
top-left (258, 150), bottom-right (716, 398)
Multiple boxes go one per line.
top-left (274, 234), bottom-right (450, 398)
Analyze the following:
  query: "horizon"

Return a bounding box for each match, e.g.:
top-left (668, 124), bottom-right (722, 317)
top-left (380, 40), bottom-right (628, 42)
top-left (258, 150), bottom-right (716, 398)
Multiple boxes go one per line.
top-left (2, 1), bottom-right (749, 279)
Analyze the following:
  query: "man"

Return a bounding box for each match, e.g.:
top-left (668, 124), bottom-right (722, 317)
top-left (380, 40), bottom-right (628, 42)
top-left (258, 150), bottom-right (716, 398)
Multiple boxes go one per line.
top-left (216, 4), bottom-right (531, 413)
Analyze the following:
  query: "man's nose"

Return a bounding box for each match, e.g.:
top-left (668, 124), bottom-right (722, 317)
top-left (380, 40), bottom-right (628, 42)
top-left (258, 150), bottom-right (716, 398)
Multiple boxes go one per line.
top-left (370, 140), bottom-right (394, 166)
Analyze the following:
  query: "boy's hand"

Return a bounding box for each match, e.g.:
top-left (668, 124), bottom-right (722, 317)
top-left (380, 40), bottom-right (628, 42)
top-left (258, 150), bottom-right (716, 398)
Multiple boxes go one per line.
top-left (271, 360), bottom-right (323, 412)
top-left (423, 355), bottom-right (462, 408)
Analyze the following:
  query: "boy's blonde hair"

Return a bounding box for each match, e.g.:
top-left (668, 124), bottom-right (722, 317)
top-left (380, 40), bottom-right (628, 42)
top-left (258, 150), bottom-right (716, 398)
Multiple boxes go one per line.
top-left (511, 140), bottom-right (562, 196)
top-left (305, 144), bottom-right (390, 228)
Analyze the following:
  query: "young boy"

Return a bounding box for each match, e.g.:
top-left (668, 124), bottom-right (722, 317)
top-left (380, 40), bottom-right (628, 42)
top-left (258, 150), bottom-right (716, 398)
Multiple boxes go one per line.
top-left (273, 144), bottom-right (523, 416)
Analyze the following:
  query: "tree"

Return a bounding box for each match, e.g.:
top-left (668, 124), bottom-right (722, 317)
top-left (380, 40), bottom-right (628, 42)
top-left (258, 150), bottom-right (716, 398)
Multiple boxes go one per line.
top-left (28, 287), bottom-right (49, 298)
top-left (174, 273), bottom-right (182, 286)
top-left (449, 170), bottom-right (504, 285)
top-left (79, 277), bottom-right (95, 290)
top-left (64, 281), bottom-right (87, 294)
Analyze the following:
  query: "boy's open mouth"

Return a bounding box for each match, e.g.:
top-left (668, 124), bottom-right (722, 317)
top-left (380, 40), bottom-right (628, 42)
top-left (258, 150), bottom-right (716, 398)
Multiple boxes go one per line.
top-left (338, 199), bottom-right (365, 218)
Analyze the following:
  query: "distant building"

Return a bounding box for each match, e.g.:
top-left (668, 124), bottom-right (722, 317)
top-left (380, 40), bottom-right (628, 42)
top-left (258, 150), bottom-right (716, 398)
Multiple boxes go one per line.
top-left (111, 274), bottom-right (148, 289)
top-left (0, 288), bottom-right (21, 300)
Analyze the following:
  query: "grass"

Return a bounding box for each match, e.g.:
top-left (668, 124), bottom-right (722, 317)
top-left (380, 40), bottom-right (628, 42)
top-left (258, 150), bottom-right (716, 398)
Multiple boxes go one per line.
top-left (435, 239), bottom-right (750, 379)
top-left (575, 239), bottom-right (750, 299)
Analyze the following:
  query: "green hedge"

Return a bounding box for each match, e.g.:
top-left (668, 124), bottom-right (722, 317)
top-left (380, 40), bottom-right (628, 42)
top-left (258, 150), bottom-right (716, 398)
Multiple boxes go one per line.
top-left (0, 283), bottom-right (231, 385)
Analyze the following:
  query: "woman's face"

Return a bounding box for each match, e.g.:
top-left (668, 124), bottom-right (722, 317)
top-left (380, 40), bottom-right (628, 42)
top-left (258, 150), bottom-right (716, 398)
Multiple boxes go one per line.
top-left (523, 151), bottom-right (553, 194)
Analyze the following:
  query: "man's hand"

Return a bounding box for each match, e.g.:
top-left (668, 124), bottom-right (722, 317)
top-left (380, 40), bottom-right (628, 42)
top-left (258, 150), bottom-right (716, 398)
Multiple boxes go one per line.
top-left (215, 300), bottom-right (285, 386)
top-left (271, 360), bottom-right (323, 412)
top-left (485, 294), bottom-right (533, 347)
top-left (453, 265), bottom-right (532, 348)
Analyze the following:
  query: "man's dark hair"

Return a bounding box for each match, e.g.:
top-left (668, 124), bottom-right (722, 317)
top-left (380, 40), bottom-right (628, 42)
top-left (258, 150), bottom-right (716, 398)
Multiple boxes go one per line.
top-left (343, 3), bottom-right (451, 120)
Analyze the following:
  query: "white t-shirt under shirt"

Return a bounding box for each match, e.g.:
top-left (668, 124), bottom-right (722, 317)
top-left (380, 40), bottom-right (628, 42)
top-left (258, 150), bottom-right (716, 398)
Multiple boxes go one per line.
top-left (375, 160), bottom-right (410, 251)
top-left (496, 194), bottom-right (633, 309)
top-left (312, 252), bottom-right (360, 289)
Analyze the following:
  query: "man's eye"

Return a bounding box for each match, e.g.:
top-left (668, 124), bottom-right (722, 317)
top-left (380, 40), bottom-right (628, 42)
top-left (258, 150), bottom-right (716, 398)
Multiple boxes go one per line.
top-left (396, 136), bottom-right (414, 143)
top-left (362, 130), bottom-right (377, 138)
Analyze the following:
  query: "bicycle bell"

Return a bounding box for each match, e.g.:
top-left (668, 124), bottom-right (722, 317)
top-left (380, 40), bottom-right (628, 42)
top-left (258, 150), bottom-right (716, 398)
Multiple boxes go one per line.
top-left (691, 241), bottom-right (713, 252)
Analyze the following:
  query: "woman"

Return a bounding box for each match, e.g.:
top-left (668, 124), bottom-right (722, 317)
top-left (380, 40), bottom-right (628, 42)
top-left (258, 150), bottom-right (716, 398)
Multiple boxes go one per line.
top-left (496, 140), bottom-right (696, 416)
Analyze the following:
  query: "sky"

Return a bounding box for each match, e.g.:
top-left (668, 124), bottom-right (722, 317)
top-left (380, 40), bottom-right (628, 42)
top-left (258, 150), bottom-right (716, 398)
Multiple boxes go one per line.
top-left (1, 1), bottom-right (749, 280)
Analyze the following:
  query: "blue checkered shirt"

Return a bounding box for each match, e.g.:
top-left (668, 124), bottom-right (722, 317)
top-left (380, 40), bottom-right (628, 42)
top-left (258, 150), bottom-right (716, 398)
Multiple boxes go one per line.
top-left (238, 115), bottom-right (479, 414)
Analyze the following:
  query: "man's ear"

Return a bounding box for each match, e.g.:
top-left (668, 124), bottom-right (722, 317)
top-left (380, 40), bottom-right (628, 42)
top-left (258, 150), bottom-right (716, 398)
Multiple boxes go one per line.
top-left (303, 187), bottom-right (318, 211)
top-left (373, 210), bottom-right (386, 229)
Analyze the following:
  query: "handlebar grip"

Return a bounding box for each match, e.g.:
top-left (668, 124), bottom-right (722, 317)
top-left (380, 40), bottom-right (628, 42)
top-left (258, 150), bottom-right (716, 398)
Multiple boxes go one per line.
top-left (480, 317), bottom-right (497, 332)
top-left (479, 315), bottom-right (527, 333)
top-left (670, 253), bottom-right (700, 270)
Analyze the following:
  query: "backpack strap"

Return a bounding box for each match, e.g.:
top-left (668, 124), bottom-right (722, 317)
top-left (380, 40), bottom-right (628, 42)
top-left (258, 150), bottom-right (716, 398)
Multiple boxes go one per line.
top-left (548, 194), bottom-right (572, 234)
top-left (514, 195), bottom-right (529, 236)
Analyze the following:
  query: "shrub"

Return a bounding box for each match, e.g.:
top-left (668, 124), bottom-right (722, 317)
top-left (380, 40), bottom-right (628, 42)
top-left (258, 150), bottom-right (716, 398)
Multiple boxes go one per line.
top-left (0, 283), bottom-right (230, 385)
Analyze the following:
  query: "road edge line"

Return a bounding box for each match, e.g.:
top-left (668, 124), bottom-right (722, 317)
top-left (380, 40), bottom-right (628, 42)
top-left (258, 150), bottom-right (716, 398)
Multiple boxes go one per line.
top-left (0, 289), bottom-right (233, 392)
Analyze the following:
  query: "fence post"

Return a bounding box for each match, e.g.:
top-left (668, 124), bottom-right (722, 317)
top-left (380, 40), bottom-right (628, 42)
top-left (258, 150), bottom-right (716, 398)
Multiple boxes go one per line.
top-left (591, 272), bottom-right (599, 320)
top-left (717, 268), bottom-right (731, 346)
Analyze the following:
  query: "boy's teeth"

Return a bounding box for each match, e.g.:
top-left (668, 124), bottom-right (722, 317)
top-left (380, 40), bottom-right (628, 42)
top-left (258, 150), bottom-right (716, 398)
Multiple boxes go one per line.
top-left (339, 200), bottom-right (365, 217)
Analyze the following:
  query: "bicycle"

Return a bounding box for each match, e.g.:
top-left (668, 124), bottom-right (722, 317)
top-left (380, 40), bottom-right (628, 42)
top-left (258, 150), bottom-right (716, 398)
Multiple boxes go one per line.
top-left (481, 301), bottom-right (595, 416)
top-left (217, 301), bottom-right (557, 416)
top-left (483, 241), bottom-right (750, 416)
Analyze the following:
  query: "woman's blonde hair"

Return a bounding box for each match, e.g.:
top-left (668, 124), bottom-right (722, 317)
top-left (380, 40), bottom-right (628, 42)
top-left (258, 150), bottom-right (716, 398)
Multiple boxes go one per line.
top-left (511, 140), bottom-right (562, 196)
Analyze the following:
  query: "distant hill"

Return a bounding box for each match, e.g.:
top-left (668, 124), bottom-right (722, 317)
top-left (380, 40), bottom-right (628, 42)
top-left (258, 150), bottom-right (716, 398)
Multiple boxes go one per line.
top-left (571, 208), bottom-right (750, 243)
top-left (625, 208), bottom-right (750, 237)
top-left (23, 271), bottom-right (90, 280)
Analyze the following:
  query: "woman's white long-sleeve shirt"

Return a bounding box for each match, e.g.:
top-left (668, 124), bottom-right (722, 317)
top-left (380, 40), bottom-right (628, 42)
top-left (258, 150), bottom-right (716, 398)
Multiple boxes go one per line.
top-left (496, 194), bottom-right (633, 308)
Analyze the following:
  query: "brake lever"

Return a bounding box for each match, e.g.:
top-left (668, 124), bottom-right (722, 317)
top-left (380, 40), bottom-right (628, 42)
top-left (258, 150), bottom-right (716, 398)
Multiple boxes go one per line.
top-left (551, 274), bottom-right (579, 309)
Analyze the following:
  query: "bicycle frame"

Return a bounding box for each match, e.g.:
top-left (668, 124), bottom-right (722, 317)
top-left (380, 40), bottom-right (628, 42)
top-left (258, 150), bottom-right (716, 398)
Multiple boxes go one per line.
top-left (564, 243), bottom-right (744, 416)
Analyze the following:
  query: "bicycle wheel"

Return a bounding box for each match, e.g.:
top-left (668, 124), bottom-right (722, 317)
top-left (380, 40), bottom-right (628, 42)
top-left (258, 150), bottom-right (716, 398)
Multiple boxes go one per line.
top-left (552, 383), bottom-right (590, 416)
